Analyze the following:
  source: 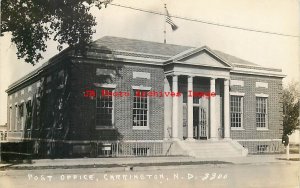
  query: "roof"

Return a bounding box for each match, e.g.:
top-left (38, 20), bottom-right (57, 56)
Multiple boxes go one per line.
top-left (213, 50), bottom-right (258, 66)
top-left (7, 36), bottom-right (283, 93)
top-left (93, 36), bottom-right (260, 67)
top-left (91, 36), bottom-right (191, 57)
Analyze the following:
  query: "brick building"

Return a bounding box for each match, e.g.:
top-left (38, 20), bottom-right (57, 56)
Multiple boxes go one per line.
top-left (5, 36), bottom-right (285, 158)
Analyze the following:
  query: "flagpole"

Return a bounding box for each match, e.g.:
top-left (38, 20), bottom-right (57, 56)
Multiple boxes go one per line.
top-left (163, 3), bottom-right (166, 44)
top-left (0, 0), bottom-right (2, 36)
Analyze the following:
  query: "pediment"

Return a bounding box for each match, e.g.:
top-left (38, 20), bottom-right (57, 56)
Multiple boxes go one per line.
top-left (167, 47), bottom-right (233, 69)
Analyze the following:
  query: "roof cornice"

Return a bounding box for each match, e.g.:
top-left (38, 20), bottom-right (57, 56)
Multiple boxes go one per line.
top-left (231, 68), bottom-right (286, 78)
top-left (6, 49), bottom-right (72, 93)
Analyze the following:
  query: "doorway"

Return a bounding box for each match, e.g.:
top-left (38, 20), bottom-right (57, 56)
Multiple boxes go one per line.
top-left (193, 99), bottom-right (208, 140)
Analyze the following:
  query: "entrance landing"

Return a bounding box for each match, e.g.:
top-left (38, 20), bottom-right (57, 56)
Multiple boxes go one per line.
top-left (177, 139), bottom-right (248, 158)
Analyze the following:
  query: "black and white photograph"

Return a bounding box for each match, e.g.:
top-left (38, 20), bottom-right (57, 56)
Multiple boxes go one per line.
top-left (0, 0), bottom-right (299, 187)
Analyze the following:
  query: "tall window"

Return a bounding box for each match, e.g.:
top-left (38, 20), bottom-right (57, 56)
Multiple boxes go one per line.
top-left (57, 70), bottom-right (65, 89)
top-left (96, 88), bottom-right (114, 128)
top-left (133, 90), bottom-right (149, 128)
top-left (9, 106), bottom-right (12, 131)
top-left (35, 95), bottom-right (41, 130)
top-left (230, 96), bottom-right (243, 128)
top-left (15, 104), bottom-right (18, 131)
top-left (25, 100), bottom-right (32, 130)
top-left (256, 97), bottom-right (268, 128)
top-left (19, 103), bottom-right (24, 130)
top-left (0, 131), bottom-right (4, 141)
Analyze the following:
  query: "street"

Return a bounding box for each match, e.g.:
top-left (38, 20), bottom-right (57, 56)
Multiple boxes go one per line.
top-left (0, 162), bottom-right (299, 188)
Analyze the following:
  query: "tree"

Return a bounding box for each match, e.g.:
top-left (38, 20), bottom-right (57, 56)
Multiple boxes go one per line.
top-left (282, 82), bottom-right (300, 137)
top-left (1, 0), bottom-right (112, 65)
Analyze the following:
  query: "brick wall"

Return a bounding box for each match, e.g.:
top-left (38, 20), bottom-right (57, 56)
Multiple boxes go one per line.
top-left (69, 59), bottom-right (165, 141)
top-left (230, 73), bottom-right (283, 153)
top-left (238, 140), bottom-right (284, 154)
top-left (7, 78), bottom-right (40, 137)
top-left (6, 61), bottom-right (70, 142)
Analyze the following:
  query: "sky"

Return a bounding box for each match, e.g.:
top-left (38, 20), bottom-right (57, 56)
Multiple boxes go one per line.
top-left (0, 0), bottom-right (299, 125)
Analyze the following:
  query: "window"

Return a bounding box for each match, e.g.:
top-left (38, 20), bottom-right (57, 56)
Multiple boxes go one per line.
top-left (45, 93), bottom-right (54, 129)
top-left (57, 70), bottom-right (65, 89)
top-left (34, 95), bottom-right (41, 130)
top-left (0, 132), bottom-right (4, 141)
top-left (96, 88), bottom-right (114, 128)
top-left (133, 90), bottom-right (149, 128)
top-left (256, 97), bottom-right (268, 128)
top-left (9, 106), bottom-right (12, 131)
top-left (133, 147), bottom-right (150, 156)
top-left (25, 100), bottom-right (32, 130)
top-left (19, 103), bottom-right (24, 130)
top-left (257, 145), bottom-right (269, 153)
top-left (230, 96), bottom-right (243, 128)
top-left (0, 132), bottom-right (7, 141)
top-left (15, 104), bottom-right (18, 131)
top-left (46, 76), bottom-right (52, 83)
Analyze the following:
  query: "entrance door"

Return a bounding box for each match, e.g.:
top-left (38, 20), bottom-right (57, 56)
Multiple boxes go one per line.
top-left (193, 97), bottom-right (209, 139)
top-left (198, 97), bottom-right (208, 139)
top-left (199, 107), bottom-right (207, 138)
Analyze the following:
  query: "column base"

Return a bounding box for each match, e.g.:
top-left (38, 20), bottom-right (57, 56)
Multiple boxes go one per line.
top-left (185, 138), bottom-right (196, 142)
top-left (223, 137), bottom-right (231, 141)
top-left (171, 138), bottom-right (181, 141)
top-left (209, 137), bottom-right (219, 141)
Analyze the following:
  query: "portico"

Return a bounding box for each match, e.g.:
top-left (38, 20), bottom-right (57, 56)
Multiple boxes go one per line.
top-left (164, 46), bottom-right (232, 141)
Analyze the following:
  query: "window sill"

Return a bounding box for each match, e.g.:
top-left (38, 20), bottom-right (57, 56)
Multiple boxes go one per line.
top-left (95, 126), bottom-right (116, 130)
top-left (133, 126), bottom-right (150, 130)
top-left (231, 128), bottom-right (245, 131)
top-left (256, 128), bottom-right (269, 131)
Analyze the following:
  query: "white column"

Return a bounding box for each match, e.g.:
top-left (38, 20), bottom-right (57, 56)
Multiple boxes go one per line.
top-left (187, 76), bottom-right (194, 140)
top-left (172, 75), bottom-right (179, 139)
top-left (210, 78), bottom-right (217, 140)
top-left (164, 77), bottom-right (172, 140)
top-left (224, 79), bottom-right (230, 139)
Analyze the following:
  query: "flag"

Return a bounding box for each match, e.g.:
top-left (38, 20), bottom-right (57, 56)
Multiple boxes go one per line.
top-left (165, 8), bottom-right (178, 31)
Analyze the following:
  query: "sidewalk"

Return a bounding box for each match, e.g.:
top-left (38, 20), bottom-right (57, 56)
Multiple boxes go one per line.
top-left (1, 154), bottom-right (299, 171)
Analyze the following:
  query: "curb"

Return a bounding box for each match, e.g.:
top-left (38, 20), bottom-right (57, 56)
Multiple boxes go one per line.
top-left (1, 156), bottom-right (299, 172)
top-left (1, 161), bottom-right (233, 171)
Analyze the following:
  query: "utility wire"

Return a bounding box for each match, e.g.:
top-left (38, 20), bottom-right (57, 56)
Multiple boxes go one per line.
top-left (109, 3), bottom-right (299, 38)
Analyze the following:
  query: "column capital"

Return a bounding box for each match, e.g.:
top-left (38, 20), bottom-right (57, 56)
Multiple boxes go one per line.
top-left (224, 79), bottom-right (230, 86)
top-left (172, 75), bottom-right (178, 82)
top-left (187, 76), bottom-right (194, 83)
top-left (171, 73), bottom-right (181, 76)
top-left (210, 77), bottom-right (216, 80)
top-left (165, 73), bottom-right (180, 78)
top-left (210, 77), bottom-right (216, 86)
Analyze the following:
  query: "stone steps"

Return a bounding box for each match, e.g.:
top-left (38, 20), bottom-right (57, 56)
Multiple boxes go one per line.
top-left (178, 139), bottom-right (248, 158)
